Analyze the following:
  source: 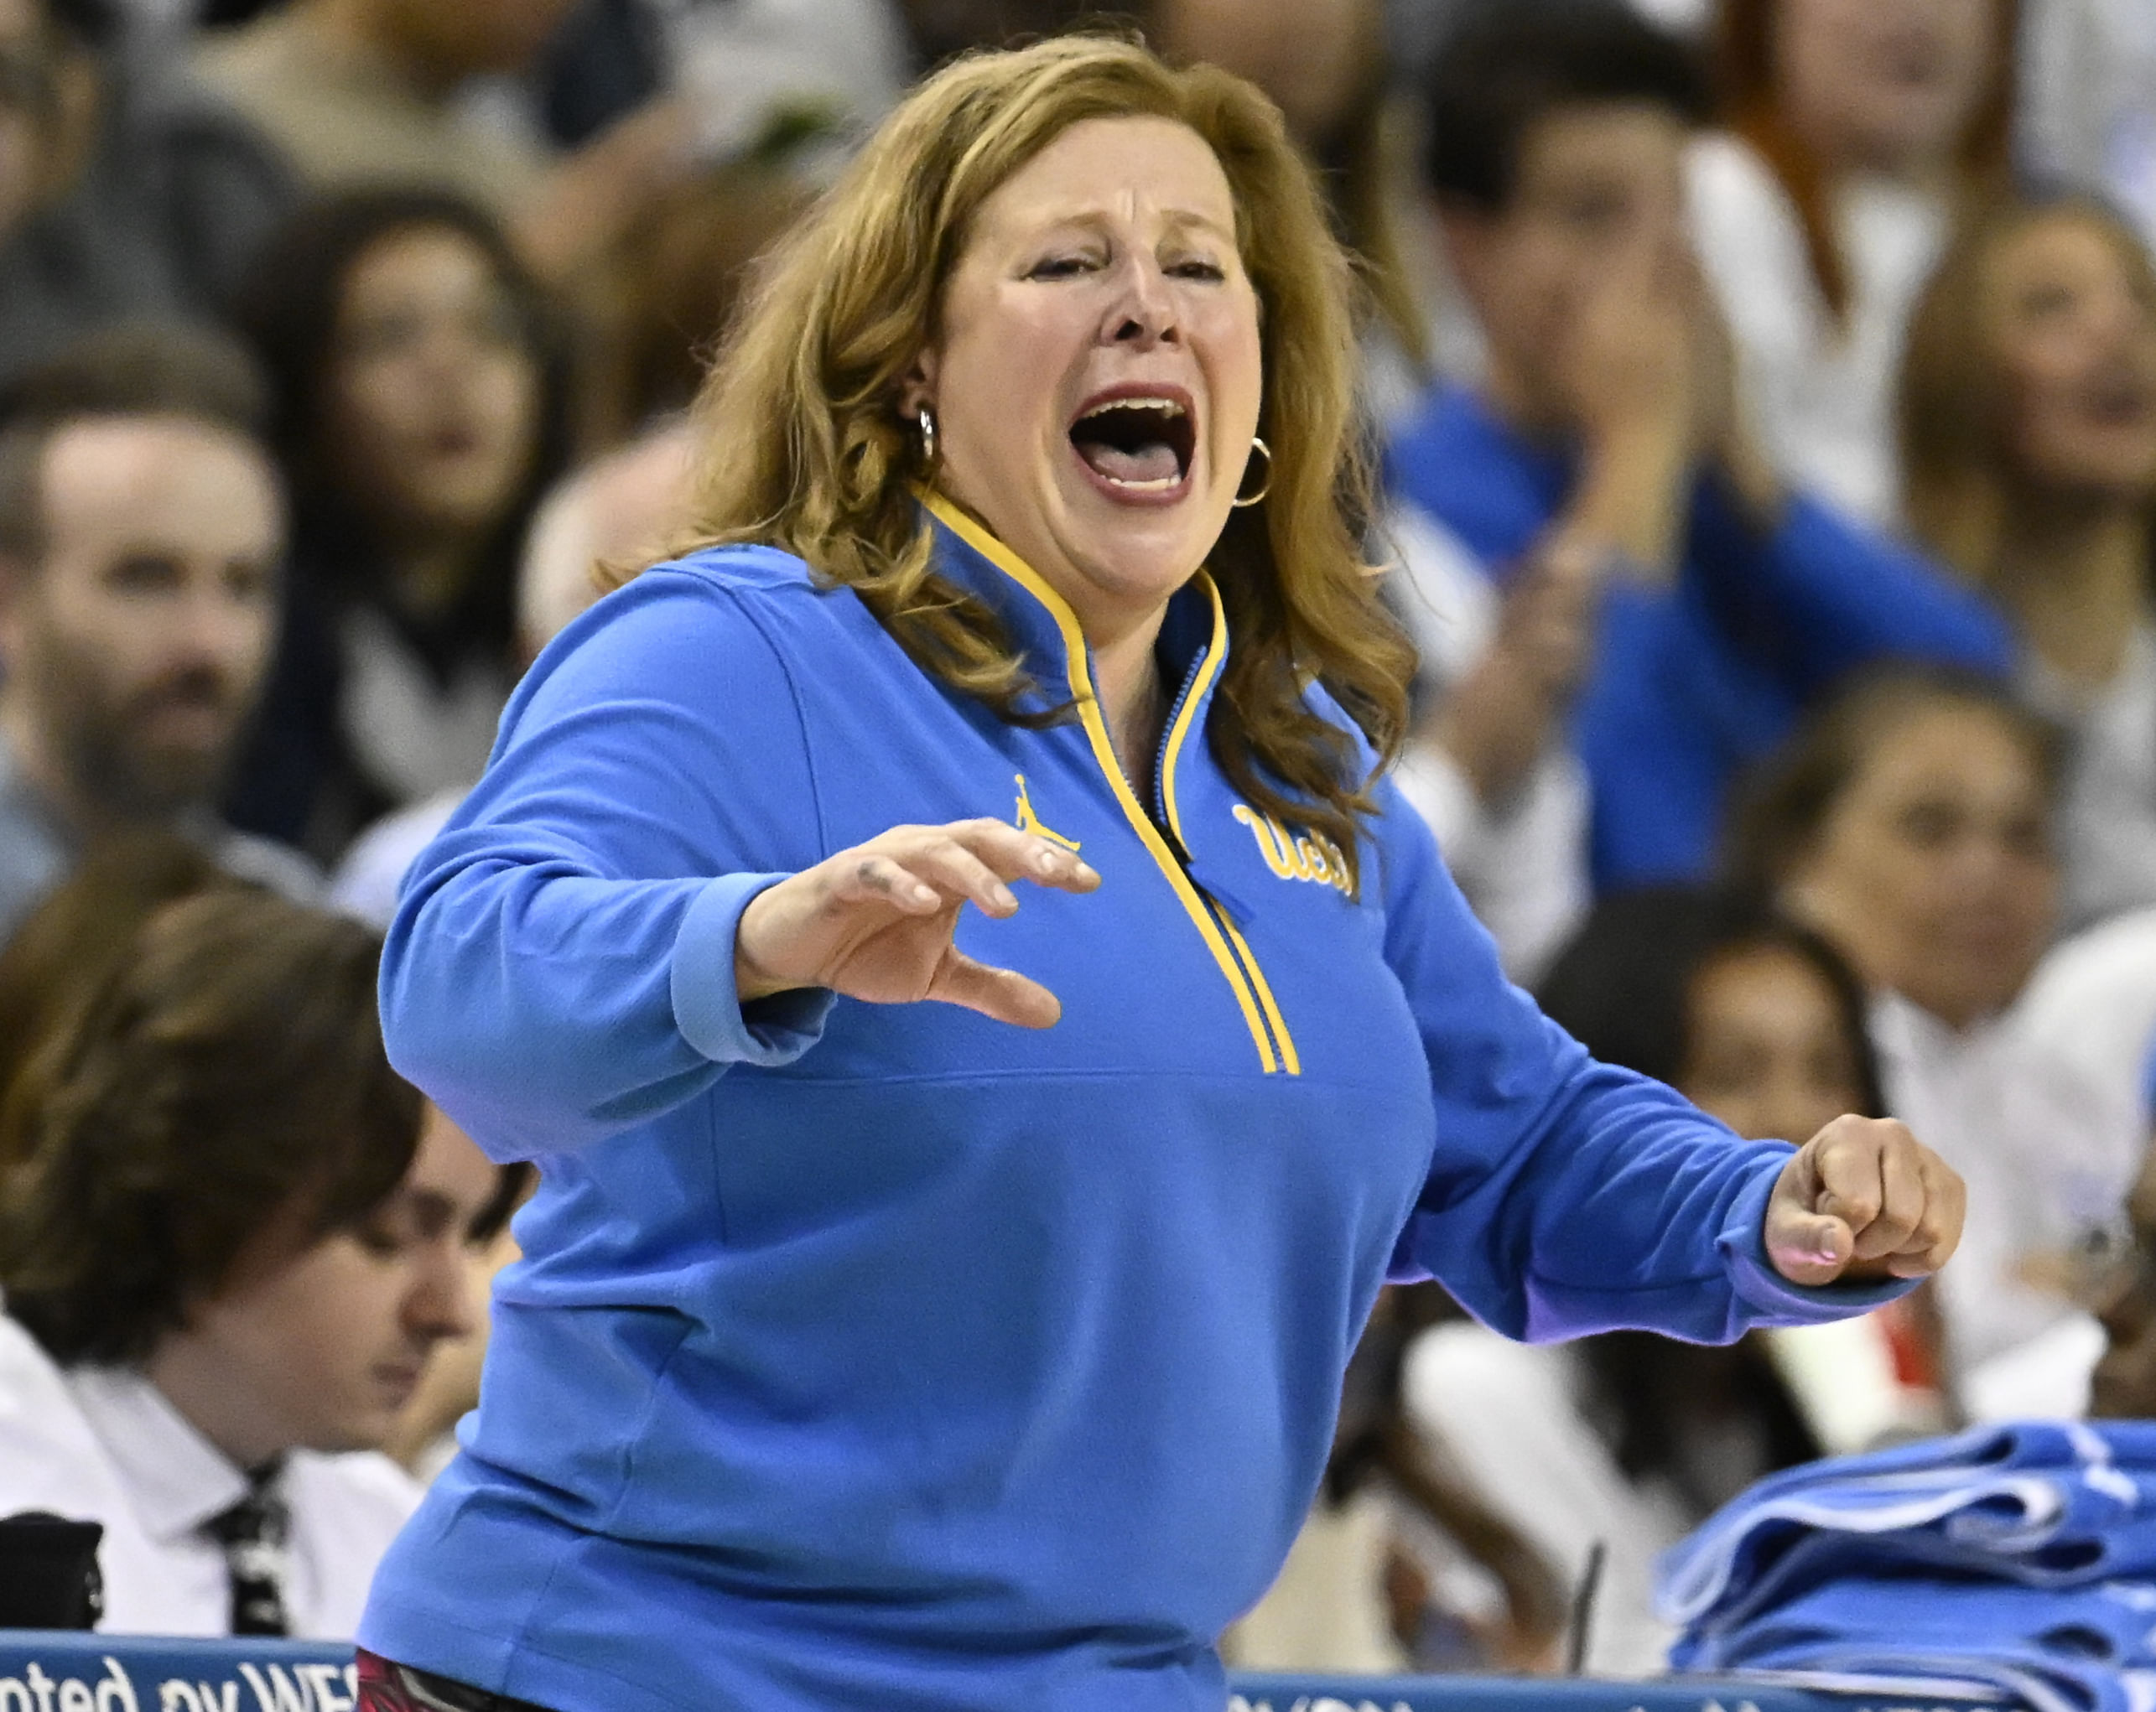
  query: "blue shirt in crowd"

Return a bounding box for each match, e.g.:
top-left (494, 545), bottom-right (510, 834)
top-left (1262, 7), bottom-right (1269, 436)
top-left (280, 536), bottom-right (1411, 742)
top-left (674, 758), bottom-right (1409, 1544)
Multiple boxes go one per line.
top-left (361, 495), bottom-right (1900, 1712)
top-left (1385, 386), bottom-right (2017, 889)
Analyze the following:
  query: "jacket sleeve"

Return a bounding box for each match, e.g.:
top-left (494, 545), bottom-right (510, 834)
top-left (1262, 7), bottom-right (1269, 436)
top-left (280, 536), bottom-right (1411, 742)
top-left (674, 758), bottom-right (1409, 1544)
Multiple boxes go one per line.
top-left (1686, 477), bottom-right (2016, 693)
top-left (1373, 776), bottom-right (1906, 1342)
top-left (377, 568), bottom-right (834, 1162)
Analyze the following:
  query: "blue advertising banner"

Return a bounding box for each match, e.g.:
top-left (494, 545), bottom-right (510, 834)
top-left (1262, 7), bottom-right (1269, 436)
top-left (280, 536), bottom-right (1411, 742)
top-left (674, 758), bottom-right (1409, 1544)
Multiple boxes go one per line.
top-left (0, 1636), bottom-right (2005, 1712)
top-left (0, 1637), bottom-right (354, 1712)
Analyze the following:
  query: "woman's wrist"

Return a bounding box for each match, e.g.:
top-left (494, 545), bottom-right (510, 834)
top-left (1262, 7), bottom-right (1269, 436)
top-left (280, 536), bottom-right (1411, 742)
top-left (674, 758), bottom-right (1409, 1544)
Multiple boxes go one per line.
top-left (733, 885), bottom-right (798, 1006)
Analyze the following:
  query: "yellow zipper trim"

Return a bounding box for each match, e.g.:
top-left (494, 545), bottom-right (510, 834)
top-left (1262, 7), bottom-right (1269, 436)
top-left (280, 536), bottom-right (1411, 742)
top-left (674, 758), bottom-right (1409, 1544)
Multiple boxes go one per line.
top-left (1154, 573), bottom-right (1222, 853)
top-left (1159, 576), bottom-right (1301, 1075)
top-left (1219, 913), bottom-right (1301, 1075)
top-left (923, 490), bottom-right (1290, 1076)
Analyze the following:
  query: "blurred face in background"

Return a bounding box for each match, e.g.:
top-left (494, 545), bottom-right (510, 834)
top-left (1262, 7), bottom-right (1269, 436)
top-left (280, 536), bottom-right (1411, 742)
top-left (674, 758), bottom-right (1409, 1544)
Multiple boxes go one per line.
top-left (1771, 0), bottom-right (1997, 180)
top-left (323, 224), bottom-right (543, 561)
top-left (148, 1107), bottom-right (498, 1466)
top-left (1442, 102), bottom-right (1691, 428)
top-left (1678, 944), bottom-right (1868, 1144)
top-left (1983, 212), bottom-right (2156, 502)
top-left (1784, 701), bottom-right (2056, 1031)
top-left (0, 418), bottom-right (281, 822)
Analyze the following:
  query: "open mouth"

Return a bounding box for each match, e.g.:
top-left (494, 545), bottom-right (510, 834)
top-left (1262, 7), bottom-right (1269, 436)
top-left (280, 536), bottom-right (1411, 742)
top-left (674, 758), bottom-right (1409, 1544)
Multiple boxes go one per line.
top-left (1068, 387), bottom-right (1196, 496)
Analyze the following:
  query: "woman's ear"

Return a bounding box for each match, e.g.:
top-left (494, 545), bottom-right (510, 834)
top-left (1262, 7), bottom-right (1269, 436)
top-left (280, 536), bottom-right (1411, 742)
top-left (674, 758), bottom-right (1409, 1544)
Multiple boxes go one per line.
top-left (897, 350), bottom-right (938, 420)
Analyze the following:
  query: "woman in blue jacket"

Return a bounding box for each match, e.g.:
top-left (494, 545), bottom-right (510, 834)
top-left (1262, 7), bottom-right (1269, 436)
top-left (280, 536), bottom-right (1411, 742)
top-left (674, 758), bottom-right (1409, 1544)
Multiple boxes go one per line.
top-left (356, 37), bottom-right (1966, 1712)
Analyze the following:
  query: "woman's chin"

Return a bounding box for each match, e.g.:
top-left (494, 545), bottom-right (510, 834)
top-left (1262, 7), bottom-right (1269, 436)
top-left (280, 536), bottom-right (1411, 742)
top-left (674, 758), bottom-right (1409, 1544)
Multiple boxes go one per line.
top-left (1058, 483), bottom-right (1223, 584)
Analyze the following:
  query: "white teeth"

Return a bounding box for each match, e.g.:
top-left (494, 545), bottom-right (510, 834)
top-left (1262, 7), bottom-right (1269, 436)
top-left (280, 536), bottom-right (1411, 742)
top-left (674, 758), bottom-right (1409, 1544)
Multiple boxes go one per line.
top-left (1101, 474), bottom-right (1181, 490)
top-left (1078, 397), bottom-right (1187, 421)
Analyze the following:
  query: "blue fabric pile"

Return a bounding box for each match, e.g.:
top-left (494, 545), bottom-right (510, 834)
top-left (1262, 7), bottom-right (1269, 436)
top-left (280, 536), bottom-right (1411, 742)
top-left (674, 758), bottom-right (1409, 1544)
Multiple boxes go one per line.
top-left (1658, 1421), bottom-right (2156, 1712)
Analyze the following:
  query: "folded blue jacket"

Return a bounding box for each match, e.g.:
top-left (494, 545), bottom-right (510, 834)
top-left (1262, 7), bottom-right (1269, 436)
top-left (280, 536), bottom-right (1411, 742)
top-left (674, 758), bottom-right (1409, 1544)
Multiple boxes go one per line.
top-left (1676, 1572), bottom-right (2156, 1712)
top-left (1663, 1421), bottom-right (2156, 1638)
top-left (1662, 1424), bottom-right (2156, 1712)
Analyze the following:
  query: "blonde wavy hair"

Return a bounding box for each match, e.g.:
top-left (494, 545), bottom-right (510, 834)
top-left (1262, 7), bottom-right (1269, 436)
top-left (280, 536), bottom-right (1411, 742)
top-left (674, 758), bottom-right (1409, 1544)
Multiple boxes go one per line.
top-left (631, 34), bottom-right (1413, 886)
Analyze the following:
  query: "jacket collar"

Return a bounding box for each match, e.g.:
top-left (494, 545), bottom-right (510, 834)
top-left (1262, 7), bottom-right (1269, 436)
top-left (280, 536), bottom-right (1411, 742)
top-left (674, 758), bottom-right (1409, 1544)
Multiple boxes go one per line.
top-left (916, 489), bottom-right (1229, 750)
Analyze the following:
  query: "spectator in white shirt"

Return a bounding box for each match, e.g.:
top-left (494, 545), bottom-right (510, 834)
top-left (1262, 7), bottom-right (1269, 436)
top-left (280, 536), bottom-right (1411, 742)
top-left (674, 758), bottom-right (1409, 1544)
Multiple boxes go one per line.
top-left (1729, 666), bottom-right (2144, 1413)
top-left (1900, 197), bottom-right (2156, 932)
top-left (0, 885), bottom-right (519, 1637)
top-left (1690, 0), bottom-right (2013, 524)
top-left (2020, 908), bottom-right (2156, 1159)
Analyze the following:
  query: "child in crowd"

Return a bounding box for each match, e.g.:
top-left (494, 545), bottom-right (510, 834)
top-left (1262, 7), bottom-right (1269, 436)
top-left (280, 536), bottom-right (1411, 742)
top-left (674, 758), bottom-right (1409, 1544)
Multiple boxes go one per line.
top-left (1386, 0), bottom-right (2009, 944)
top-left (1730, 666), bottom-right (2145, 1412)
top-left (0, 885), bottom-right (517, 1636)
top-left (1692, 0), bottom-right (2014, 524)
top-left (1403, 888), bottom-right (1883, 1673)
top-left (1900, 196), bottom-right (2156, 931)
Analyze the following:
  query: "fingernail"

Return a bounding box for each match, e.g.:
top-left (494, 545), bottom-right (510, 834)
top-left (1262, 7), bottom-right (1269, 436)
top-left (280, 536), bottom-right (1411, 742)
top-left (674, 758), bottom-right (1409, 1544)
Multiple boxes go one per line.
top-left (992, 883), bottom-right (1016, 910)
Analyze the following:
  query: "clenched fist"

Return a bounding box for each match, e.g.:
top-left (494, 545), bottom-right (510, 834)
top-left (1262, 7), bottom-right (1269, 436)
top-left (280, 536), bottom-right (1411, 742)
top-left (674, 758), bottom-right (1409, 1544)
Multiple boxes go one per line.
top-left (1764, 1116), bottom-right (1966, 1288)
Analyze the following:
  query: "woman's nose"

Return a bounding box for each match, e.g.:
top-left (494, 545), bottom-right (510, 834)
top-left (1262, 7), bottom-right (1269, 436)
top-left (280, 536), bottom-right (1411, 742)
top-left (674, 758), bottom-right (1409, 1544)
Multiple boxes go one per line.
top-left (1104, 257), bottom-right (1178, 347)
top-left (407, 1244), bottom-right (481, 1345)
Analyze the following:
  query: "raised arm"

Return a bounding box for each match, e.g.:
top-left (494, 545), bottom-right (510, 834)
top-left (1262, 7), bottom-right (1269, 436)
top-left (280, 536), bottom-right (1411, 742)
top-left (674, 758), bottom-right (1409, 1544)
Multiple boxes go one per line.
top-left (377, 570), bottom-right (835, 1159)
top-left (1372, 781), bottom-right (1956, 1341)
top-left (380, 565), bottom-right (1099, 1161)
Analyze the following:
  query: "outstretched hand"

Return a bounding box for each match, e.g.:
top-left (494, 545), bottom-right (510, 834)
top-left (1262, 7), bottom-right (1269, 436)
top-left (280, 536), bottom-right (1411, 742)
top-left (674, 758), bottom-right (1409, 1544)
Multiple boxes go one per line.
top-left (734, 819), bottom-right (1100, 1029)
top-left (1764, 1115), bottom-right (1966, 1288)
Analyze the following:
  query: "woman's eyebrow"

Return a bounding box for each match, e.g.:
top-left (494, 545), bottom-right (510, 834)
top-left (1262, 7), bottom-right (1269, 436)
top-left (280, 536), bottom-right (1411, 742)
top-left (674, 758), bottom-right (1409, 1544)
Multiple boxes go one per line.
top-left (1011, 205), bottom-right (1236, 242)
top-left (1157, 209), bottom-right (1235, 241)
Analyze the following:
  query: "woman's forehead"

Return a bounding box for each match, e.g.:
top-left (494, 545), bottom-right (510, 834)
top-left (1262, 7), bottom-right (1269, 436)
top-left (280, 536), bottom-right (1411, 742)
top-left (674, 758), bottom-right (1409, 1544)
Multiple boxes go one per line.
top-left (975, 116), bottom-right (1236, 237)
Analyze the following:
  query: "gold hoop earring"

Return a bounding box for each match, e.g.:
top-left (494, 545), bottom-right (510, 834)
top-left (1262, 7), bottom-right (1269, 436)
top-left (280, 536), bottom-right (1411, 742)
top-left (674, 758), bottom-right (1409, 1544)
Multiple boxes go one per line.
top-left (917, 406), bottom-right (938, 467)
top-left (1231, 436), bottom-right (1271, 508)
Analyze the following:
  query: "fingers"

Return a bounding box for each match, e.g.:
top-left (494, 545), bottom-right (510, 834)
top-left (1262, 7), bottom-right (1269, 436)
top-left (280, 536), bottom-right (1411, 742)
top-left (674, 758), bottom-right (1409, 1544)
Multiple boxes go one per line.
top-left (930, 947), bottom-right (1062, 1030)
top-left (1764, 1199), bottom-right (1855, 1289)
top-left (828, 821), bottom-right (1099, 920)
top-left (1811, 1117), bottom-right (1914, 1261)
top-left (1894, 1150), bottom-right (1967, 1279)
top-left (825, 853), bottom-right (948, 916)
top-left (1765, 1117), bottom-right (1967, 1287)
top-left (934, 818), bottom-right (1100, 896)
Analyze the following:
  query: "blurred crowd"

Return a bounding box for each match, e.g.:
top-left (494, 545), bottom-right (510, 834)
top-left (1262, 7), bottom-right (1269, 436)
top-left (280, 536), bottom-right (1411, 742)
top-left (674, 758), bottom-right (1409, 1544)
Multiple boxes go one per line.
top-left (0, 0), bottom-right (2151, 1673)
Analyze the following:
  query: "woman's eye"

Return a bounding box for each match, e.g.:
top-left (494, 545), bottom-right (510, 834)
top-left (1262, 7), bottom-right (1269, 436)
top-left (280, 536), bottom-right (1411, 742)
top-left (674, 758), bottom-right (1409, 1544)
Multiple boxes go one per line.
top-left (1169, 259), bottom-right (1227, 282)
top-left (1026, 255), bottom-right (1096, 280)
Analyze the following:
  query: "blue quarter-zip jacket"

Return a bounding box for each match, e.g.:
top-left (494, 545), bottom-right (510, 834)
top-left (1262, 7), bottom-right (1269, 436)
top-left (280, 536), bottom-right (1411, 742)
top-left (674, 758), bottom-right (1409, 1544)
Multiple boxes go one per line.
top-left (1386, 386), bottom-right (2015, 889)
top-left (360, 495), bottom-right (1904, 1712)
